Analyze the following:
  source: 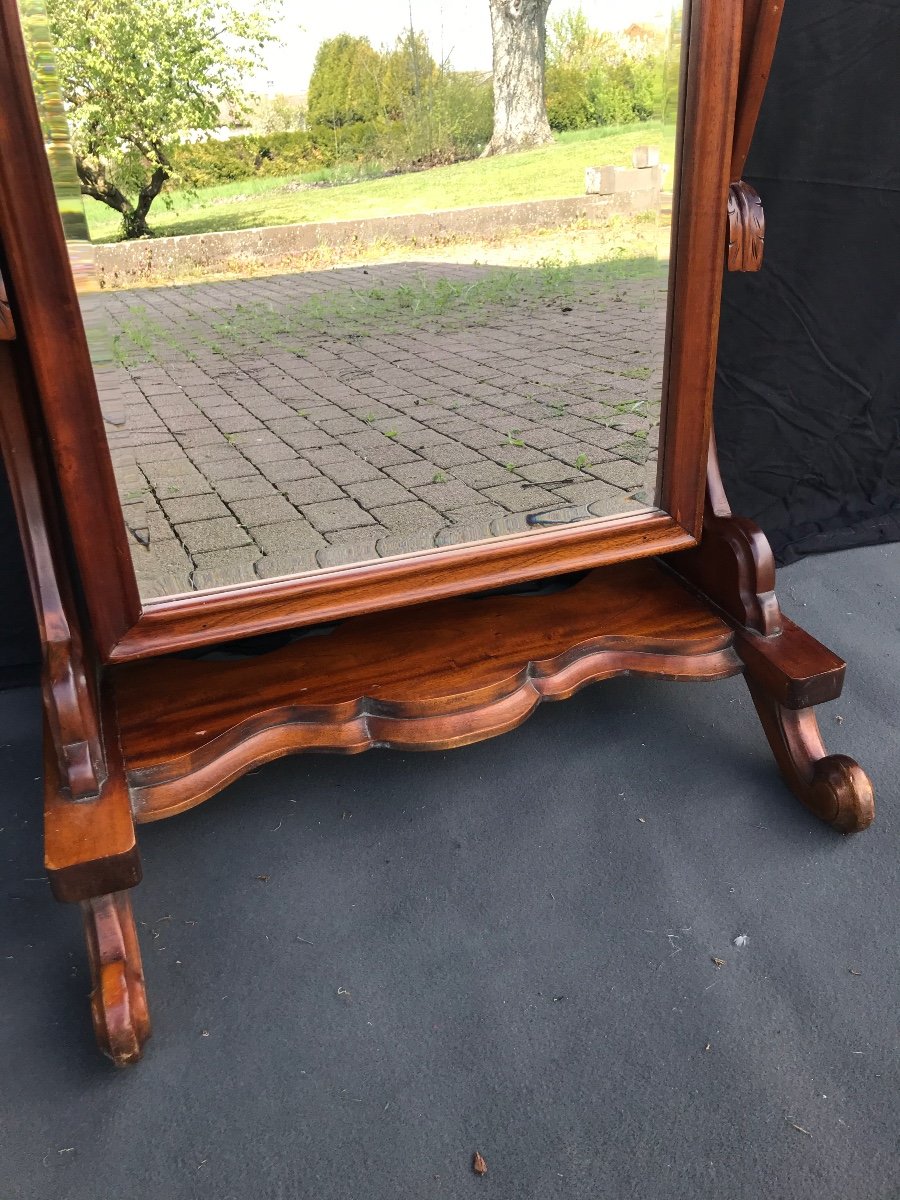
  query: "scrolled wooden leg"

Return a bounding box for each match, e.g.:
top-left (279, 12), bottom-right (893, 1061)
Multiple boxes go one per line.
top-left (746, 678), bottom-right (874, 834)
top-left (82, 890), bottom-right (151, 1066)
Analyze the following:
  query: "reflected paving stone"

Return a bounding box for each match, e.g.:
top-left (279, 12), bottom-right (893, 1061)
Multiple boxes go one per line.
top-left (543, 443), bottom-right (604, 469)
top-left (213, 415), bottom-right (263, 435)
top-left (577, 426), bottom-right (630, 452)
top-left (375, 533), bottom-right (436, 558)
top-left (356, 444), bottom-right (420, 468)
top-left (371, 500), bottom-right (441, 533)
top-left (165, 413), bottom-right (214, 432)
top-left (255, 551), bottom-right (321, 580)
top-left (281, 477), bottom-right (345, 506)
top-left (144, 509), bottom-right (178, 542)
top-left (481, 445), bottom-right (547, 467)
top-left (258, 458), bottom-right (321, 484)
top-left (175, 516), bottom-right (253, 552)
top-left (489, 512), bottom-right (533, 536)
top-left (274, 428), bottom-right (338, 451)
top-left (610, 439), bottom-right (653, 465)
top-left (394, 429), bottom-right (455, 452)
top-left (382, 460), bottom-right (441, 488)
top-left (103, 266), bottom-right (666, 596)
top-left (555, 479), bottom-right (627, 507)
top-left (175, 427), bottom-right (230, 448)
top-left (448, 461), bottom-right (515, 489)
top-left (516, 428), bottom-right (566, 451)
top-left (239, 440), bottom-right (297, 466)
top-left (188, 442), bottom-right (241, 463)
top-left (134, 441), bottom-right (184, 464)
top-left (491, 507), bottom-right (589, 536)
top-left (145, 474), bottom-right (214, 500)
top-left (593, 458), bottom-right (647, 489)
top-left (160, 493), bottom-right (230, 523)
top-left (192, 546), bottom-right (261, 591)
top-left (301, 498), bottom-right (377, 534)
top-left (212, 475), bottom-right (278, 502)
top-left (250, 519), bottom-right (327, 554)
top-left (325, 524), bottom-right (388, 546)
top-left (230, 429), bottom-right (281, 448)
top-left (318, 415), bottom-right (369, 436)
top-left (201, 457), bottom-right (260, 481)
top-left (317, 456), bottom-right (383, 486)
top-left (435, 523), bottom-right (491, 548)
top-left (513, 461), bottom-right (580, 486)
top-left (129, 540), bottom-right (194, 598)
top-left (588, 494), bottom-right (645, 518)
top-left (315, 540), bottom-right (381, 569)
top-left (441, 503), bottom-right (500, 526)
top-left (344, 478), bottom-right (415, 509)
top-left (480, 481), bottom-right (560, 511)
top-left (229, 495), bottom-right (301, 526)
top-left (412, 481), bottom-right (485, 510)
top-left (303, 447), bottom-right (353, 467)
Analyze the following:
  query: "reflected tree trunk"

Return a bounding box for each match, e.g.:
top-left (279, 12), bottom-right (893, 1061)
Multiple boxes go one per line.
top-left (75, 151), bottom-right (170, 240)
top-left (483, 0), bottom-right (555, 156)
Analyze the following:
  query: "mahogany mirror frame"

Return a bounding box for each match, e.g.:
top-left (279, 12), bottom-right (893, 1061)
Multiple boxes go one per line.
top-left (0, 0), bottom-right (740, 663)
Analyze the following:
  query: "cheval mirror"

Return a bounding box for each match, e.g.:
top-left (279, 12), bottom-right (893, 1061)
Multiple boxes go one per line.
top-left (0, 0), bottom-right (873, 1066)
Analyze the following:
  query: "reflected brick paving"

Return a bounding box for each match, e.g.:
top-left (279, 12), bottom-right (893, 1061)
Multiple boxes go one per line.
top-left (92, 262), bottom-right (666, 598)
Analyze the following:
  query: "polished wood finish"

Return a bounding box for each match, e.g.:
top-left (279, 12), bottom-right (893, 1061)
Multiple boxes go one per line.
top-left (657, 0), bottom-right (741, 535)
top-left (723, 0), bottom-right (784, 274)
top-left (727, 180), bottom-right (765, 271)
top-left (732, 617), bottom-right (844, 710)
top-left (669, 434), bottom-right (781, 633)
top-left (113, 562), bottom-right (743, 822)
top-left (0, 0), bottom-right (876, 1068)
top-left (0, 346), bottom-right (107, 799)
top-left (747, 681), bottom-right (874, 834)
top-left (0, 0), bottom-right (743, 663)
top-left (665, 436), bottom-right (875, 836)
top-left (113, 513), bottom-right (693, 661)
top-left (82, 891), bottom-right (151, 1067)
top-left (0, 0), bottom-right (141, 656)
top-left (732, 0), bottom-right (786, 182)
top-left (0, 271), bottom-right (14, 339)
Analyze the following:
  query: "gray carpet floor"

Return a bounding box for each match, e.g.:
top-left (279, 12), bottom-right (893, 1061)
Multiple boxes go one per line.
top-left (0, 543), bottom-right (897, 1200)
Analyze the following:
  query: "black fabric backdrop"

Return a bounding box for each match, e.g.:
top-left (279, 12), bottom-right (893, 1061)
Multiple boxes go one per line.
top-left (716, 0), bottom-right (900, 561)
top-left (0, 0), bottom-right (897, 681)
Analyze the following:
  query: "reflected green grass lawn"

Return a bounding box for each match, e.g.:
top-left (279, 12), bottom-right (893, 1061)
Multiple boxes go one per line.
top-left (85, 123), bottom-right (676, 243)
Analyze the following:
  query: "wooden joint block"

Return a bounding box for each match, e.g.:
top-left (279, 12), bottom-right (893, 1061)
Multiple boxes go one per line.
top-left (44, 691), bottom-right (141, 903)
top-left (734, 617), bottom-right (846, 709)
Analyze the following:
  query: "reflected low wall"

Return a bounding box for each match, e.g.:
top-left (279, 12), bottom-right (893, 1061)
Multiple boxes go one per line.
top-left (92, 189), bottom-right (660, 289)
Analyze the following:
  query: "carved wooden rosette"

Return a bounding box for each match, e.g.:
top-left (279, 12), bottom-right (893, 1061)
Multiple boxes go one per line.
top-left (0, 273), bottom-right (14, 340)
top-left (727, 180), bottom-right (765, 272)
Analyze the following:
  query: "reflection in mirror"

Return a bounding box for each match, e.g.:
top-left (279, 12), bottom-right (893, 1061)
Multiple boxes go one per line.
top-left (22, 0), bottom-right (682, 600)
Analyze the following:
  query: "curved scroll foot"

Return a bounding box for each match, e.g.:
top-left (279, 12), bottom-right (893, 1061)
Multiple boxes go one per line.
top-left (82, 891), bottom-right (151, 1066)
top-left (746, 679), bottom-right (874, 834)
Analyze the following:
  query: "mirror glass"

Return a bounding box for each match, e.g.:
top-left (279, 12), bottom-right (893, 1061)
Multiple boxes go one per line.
top-left (20, 0), bottom-right (683, 600)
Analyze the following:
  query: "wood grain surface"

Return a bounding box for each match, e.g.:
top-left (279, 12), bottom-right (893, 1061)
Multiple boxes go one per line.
top-left (114, 561), bottom-right (742, 820)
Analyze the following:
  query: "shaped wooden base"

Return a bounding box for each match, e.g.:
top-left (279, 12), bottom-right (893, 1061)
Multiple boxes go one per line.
top-left (55, 542), bottom-right (873, 1068)
top-left (112, 561), bottom-right (743, 823)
